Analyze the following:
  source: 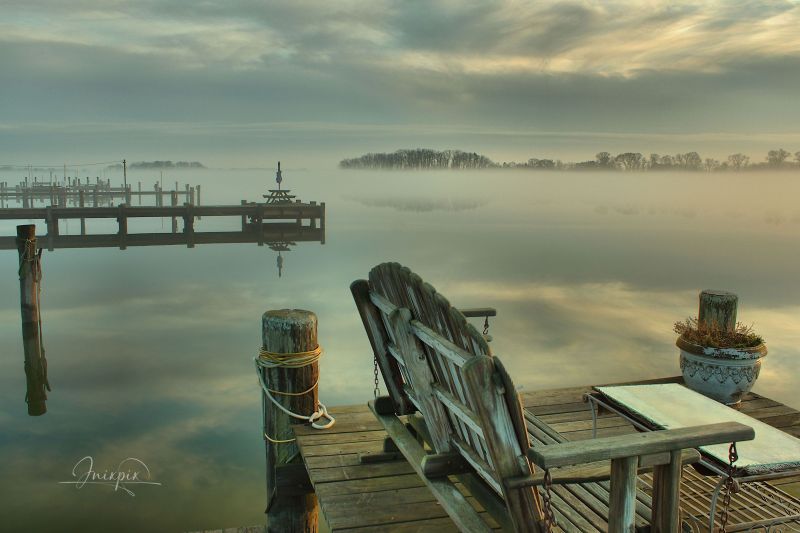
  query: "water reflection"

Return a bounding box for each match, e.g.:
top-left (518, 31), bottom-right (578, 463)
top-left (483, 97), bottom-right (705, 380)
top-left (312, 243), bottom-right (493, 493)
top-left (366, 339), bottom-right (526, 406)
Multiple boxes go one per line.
top-left (1, 169), bottom-right (799, 532)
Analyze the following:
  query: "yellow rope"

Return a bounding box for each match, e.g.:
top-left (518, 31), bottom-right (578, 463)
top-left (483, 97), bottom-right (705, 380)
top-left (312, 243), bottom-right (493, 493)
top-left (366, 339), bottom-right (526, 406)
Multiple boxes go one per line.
top-left (258, 345), bottom-right (322, 368)
top-left (255, 344), bottom-right (335, 444)
top-left (267, 377), bottom-right (319, 397)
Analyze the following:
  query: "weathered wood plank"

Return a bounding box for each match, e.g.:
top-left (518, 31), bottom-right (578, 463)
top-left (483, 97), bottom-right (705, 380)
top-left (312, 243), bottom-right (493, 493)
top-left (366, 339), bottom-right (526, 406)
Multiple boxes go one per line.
top-left (529, 422), bottom-right (754, 469)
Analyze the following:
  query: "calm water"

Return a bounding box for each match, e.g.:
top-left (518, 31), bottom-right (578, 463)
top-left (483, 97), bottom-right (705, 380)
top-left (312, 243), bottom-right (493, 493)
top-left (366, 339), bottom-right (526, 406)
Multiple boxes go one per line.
top-left (1, 168), bottom-right (799, 532)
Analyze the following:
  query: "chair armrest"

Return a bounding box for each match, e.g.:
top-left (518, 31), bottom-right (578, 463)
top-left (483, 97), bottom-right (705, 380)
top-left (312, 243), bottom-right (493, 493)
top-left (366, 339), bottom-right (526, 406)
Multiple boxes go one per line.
top-left (528, 422), bottom-right (753, 469)
top-left (506, 448), bottom-right (700, 489)
top-left (457, 307), bottom-right (497, 318)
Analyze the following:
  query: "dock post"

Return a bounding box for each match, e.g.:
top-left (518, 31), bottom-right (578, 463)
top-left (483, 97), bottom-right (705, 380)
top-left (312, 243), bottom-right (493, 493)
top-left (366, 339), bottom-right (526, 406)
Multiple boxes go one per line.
top-left (241, 200), bottom-right (248, 230)
top-left (258, 205), bottom-right (265, 246)
top-left (45, 206), bottom-right (57, 251)
top-left (137, 181), bottom-right (142, 205)
top-left (698, 290), bottom-right (737, 332)
top-left (154, 183), bottom-right (161, 207)
top-left (185, 183), bottom-right (190, 203)
top-left (196, 184), bottom-right (201, 207)
top-left (183, 203), bottom-right (195, 248)
top-left (118, 204), bottom-right (128, 250)
top-left (320, 202), bottom-right (325, 245)
top-left (310, 201), bottom-right (316, 229)
top-left (171, 191), bottom-right (178, 233)
top-left (79, 190), bottom-right (86, 235)
top-left (125, 185), bottom-right (132, 205)
top-left (16, 225), bottom-right (48, 416)
top-left (260, 309), bottom-right (319, 533)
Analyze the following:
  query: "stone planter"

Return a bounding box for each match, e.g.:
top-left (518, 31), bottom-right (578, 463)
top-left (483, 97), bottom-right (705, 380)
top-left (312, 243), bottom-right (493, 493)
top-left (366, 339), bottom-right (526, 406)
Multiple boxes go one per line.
top-left (677, 336), bottom-right (767, 406)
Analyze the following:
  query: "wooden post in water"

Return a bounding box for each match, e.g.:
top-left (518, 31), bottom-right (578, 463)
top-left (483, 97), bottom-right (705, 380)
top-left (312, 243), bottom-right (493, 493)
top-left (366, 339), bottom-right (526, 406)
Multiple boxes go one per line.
top-left (137, 181), bottom-right (142, 205)
top-left (183, 203), bottom-right (195, 248)
top-left (171, 191), bottom-right (178, 233)
top-left (79, 190), bottom-right (86, 235)
top-left (698, 290), bottom-right (738, 332)
top-left (320, 202), bottom-right (325, 245)
top-left (16, 225), bottom-right (48, 416)
top-left (260, 309), bottom-right (319, 533)
top-left (118, 204), bottom-right (128, 250)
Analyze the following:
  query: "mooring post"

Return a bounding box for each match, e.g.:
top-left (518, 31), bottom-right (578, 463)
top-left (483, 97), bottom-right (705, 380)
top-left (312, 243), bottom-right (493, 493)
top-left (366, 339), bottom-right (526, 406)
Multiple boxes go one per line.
top-left (241, 200), bottom-right (248, 230)
top-left (171, 191), bottom-right (178, 233)
top-left (137, 181), bottom-right (142, 205)
top-left (79, 190), bottom-right (86, 235)
top-left (16, 225), bottom-right (48, 416)
top-left (698, 290), bottom-right (738, 332)
top-left (183, 202), bottom-right (195, 248)
top-left (320, 202), bottom-right (325, 245)
top-left (260, 309), bottom-right (319, 533)
top-left (45, 205), bottom-right (57, 251)
top-left (118, 204), bottom-right (128, 250)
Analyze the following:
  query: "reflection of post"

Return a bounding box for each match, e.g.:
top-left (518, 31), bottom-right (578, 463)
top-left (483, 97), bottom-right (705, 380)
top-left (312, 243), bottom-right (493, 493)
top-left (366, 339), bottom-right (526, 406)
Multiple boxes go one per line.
top-left (16, 225), bottom-right (49, 416)
top-left (260, 310), bottom-right (319, 532)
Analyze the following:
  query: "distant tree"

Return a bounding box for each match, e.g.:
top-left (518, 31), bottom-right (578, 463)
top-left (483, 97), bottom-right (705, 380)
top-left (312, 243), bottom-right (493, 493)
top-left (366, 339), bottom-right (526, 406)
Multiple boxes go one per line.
top-left (704, 158), bottom-right (720, 172)
top-left (649, 153), bottom-right (660, 169)
top-left (595, 152), bottom-right (613, 168)
top-left (659, 154), bottom-right (675, 167)
top-left (675, 152), bottom-right (702, 171)
top-left (767, 148), bottom-right (791, 167)
top-left (614, 152), bottom-right (643, 171)
top-left (727, 153), bottom-right (749, 171)
top-left (795, 151), bottom-right (800, 166)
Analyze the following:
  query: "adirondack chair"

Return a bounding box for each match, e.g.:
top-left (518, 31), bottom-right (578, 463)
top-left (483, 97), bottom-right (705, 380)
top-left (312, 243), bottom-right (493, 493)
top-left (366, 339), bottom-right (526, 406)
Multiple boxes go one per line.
top-left (351, 262), bottom-right (755, 533)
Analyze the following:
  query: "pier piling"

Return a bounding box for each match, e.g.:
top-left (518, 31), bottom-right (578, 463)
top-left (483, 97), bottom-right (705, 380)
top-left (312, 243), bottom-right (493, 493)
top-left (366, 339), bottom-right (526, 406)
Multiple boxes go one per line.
top-left (16, 225), bottom-right (48, 416)
top-left (260, 309), bottom-right (320, 533)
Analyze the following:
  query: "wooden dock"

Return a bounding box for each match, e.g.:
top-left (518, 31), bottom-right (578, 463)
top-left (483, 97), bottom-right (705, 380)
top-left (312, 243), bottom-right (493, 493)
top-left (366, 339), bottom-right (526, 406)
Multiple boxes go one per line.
top-left (0, 202), bottom-right (325, 250)
top-left (287, 378), bottom-right (800, 532)
top-left (0, 180), bottom-right (198, 208)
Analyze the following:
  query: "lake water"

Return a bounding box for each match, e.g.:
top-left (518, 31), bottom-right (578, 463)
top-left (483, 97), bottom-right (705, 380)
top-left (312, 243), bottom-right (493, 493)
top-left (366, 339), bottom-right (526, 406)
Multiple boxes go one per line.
top-left (1, 168), bottom-right (799, 532)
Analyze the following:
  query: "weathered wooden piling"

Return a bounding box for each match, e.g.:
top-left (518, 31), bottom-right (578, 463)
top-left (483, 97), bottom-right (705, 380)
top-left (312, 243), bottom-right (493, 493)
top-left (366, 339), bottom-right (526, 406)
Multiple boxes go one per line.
top-left (698, 289), bottom-right (738, 331)
top-left (79, 190), bottom-right (86, 235)
top-left (171, 191), bottom-right (178, 233)
top-left (16, 225), bottom-right (48, 416)
top-left (260, 309), bottom-right (320, 533)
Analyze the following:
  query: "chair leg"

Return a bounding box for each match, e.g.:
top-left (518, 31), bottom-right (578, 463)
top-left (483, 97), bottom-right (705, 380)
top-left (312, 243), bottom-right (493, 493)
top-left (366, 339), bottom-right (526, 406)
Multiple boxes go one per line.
top-left (651, 450), bottom-right (682, 533)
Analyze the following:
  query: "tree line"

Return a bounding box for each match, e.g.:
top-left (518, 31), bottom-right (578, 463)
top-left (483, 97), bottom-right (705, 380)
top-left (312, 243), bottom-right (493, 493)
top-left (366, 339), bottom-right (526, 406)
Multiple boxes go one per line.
top-left (340, 148), bottom-right (800, 171)
top-left (340, 149), bottom-right (495, 169)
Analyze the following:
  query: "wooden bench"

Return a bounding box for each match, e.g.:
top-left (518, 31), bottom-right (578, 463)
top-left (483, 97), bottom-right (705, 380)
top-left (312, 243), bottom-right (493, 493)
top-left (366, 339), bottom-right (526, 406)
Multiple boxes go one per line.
top-left (351, 262), bottom-right (755, 532)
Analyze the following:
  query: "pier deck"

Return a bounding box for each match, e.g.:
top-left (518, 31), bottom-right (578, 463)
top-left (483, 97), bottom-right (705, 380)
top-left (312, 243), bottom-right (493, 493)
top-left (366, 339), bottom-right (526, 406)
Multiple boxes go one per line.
top-left (292, 378), bottom-right (800, 532)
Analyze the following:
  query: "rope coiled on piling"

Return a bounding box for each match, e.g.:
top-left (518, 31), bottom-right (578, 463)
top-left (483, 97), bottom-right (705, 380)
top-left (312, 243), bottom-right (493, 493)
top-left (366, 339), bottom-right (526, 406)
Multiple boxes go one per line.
top-left (255, 345), bottom-right (335, 444)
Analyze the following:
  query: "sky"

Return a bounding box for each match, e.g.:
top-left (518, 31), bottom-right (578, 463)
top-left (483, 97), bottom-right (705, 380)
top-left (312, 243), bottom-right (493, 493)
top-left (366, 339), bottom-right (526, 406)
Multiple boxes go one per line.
top-left (2, 0), bottom-right (800, 167)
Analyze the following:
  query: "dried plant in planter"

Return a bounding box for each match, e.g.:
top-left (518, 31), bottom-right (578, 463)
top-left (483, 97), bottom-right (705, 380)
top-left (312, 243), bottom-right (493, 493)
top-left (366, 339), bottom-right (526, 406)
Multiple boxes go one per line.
top-left (674, 317), bottom-right (763, 349)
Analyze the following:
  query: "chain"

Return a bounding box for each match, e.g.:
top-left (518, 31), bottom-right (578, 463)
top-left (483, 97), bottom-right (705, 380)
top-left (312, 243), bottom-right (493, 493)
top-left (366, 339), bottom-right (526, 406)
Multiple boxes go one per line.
top-left (542, 469), bottom-right (557, 532)
top-left (720, 441), bottom-right (739, 533)
top-left (373, 355), bottom-right (380, 398)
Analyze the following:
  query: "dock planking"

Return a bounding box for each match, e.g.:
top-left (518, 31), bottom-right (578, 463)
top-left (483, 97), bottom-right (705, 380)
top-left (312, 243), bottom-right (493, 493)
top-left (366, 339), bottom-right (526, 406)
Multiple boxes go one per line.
top-left (292, 377), bottom-right (800, 532)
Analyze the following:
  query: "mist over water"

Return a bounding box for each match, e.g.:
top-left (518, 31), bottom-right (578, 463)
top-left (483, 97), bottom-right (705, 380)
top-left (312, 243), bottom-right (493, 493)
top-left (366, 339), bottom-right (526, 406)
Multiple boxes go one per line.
top-left (1, 168), bottom-right (799, 531)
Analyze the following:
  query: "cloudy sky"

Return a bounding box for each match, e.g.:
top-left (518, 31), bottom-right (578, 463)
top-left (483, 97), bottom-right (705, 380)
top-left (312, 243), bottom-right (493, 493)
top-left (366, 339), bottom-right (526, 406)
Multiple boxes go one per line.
top-left (2, 0), bottom-right (800, 166)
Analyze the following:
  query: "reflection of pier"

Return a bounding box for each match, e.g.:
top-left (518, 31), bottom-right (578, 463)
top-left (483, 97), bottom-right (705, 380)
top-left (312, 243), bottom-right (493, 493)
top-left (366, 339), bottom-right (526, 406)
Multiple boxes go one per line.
top-left (0, 226), bottom-right (322, 251)
top-left (0, 202), bottom-right (325, 250)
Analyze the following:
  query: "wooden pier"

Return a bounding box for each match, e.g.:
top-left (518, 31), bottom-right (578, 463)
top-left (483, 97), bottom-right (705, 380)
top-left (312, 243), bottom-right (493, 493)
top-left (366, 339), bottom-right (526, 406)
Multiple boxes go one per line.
top-left (0, 180), bottom-right (199, 208)
top-left (287, 378), bottom-right (799, 532)
top-left (192, 377), bottom-right (800, 532)
top-left (0, 202), bottom-right (325, 250)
